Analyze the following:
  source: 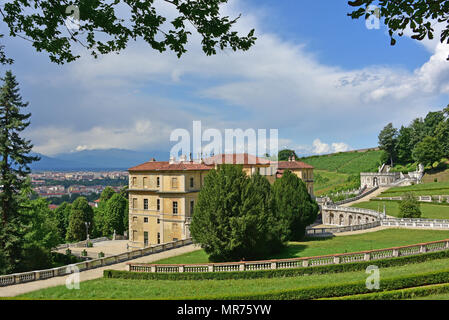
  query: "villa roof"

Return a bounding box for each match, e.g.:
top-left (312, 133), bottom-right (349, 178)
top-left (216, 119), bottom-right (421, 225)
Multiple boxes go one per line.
top-left (128, 161), bottom-right (212, 172)
top-left (276, 161), bottom-right (314, 169)
top-left (203, 153), bottom-right (271, 166)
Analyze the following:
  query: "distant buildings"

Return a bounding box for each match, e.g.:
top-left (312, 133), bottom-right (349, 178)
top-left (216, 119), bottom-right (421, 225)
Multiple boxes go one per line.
top-left (128, 154), bottom-right (314, 249)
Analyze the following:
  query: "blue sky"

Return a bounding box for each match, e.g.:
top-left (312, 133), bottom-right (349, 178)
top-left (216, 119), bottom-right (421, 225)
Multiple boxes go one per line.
top-left (1, 0), bottom-right (448, 157)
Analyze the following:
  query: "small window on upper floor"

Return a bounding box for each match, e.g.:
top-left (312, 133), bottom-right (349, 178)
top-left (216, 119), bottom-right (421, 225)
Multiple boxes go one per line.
top-left (132, 177), bottom-right (137, 187)
top-left (171, 177), bottom-right (178, 189)
top-left (190, 177), bottom-right (194, 188)
top-left (143, 198), bottom-right (148, 210)
top-left (173, 201), bottom-right (178, 215)
top-left (157, 177), bottom-right (160, 188)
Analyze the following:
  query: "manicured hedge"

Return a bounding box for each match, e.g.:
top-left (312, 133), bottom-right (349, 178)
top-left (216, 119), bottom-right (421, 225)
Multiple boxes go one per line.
top-left (198, 269), bottom-right (449, 300)
top-left (104, 249), bottom-right (449, 281)
top-left (332, 283), bottom-right (449, 300)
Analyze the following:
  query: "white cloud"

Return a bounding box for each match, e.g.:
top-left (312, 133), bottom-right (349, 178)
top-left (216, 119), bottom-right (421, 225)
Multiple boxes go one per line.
top-left (14, 0), bottom-right (449, 155)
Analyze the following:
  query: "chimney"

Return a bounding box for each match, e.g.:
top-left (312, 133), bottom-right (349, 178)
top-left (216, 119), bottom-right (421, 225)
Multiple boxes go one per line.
top-left (169, 155), bottom-right (175, 164)
top-left (180, 155), bottom-right (187, 163)
top-left (150, 158), bottom-right (156, 162)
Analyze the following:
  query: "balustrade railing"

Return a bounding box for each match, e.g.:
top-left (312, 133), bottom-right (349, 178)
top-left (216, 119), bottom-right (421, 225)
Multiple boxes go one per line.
top-left (127, 239), bottom-right (449, 274)
top-left (0, 238), bottom-right (193, 287)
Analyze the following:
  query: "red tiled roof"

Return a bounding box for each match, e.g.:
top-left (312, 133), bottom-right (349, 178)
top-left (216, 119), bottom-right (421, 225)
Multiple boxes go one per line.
top-left (203, 153), bottom-right (271, 166)
top-left (276, 161), bottom-right (314, 169)
top-left (129, 154), bottom-right (272, 171)
top-left (129, 161), bottom-right (212, 172)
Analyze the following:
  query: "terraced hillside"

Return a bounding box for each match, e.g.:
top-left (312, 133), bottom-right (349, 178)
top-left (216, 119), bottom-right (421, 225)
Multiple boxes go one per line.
top-left (300, 149), bottom-right (383, 195)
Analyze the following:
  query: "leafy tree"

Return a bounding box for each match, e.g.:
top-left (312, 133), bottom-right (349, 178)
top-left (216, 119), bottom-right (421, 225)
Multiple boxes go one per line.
top-left (99, 186), bottom-right (116, 204)
top-left (409, 118), bottom-right (426, 148)
top-left (0, 0), bottom-right (256, 64)
top-left (378, 123), bottom-right (398, 166)
top-left (65, 197), bottom-right (93, 242)
top-left (54, 202), bottom-right (72, 240)
top-left (423, 111), bottom-right (445, 136)
top-left (396, 125), bottom-right (413, 164)
top-left (348, 0), bottom-right (449, 58)
top-left (103, 193), bottom-right (127, 236)
top-left (190, 165), bottom-right (284, 262)
top-left (412, 135), bottom-right (443, 167)
top-left (272, 170), bottom-right (319, 241)
top-left (278, 149), bottom-right (297, 161)
top-left (399, 192), bottom-right (421, 218)
top-left (20, 198), bottom-right (62, 272)
top-left (66, 209), bottom-right (87, 242)
top-left (435, 120), bottom-right (449, 157)
top-left (0, 71), bottom-right (39, 274)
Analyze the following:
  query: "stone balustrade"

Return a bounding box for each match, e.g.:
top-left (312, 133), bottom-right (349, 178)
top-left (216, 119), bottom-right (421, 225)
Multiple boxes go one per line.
top-left (381, 218), bottom-right (449, 229)
top-left (127, 239), bottom-right (449, 274)
top-left (306, 221), bottom-right (381, 236)
top-left (0, 238), bottom-right (193, 287)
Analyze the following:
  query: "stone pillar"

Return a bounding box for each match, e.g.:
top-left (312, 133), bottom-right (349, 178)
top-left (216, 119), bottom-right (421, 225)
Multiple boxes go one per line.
top-left (420, 245), bottom-right (427, 253)
top-left (271, 262), bottom-right (277, 270)
top-left (151, 265), bottom-right (156, 273)
top-left (333, 256), bottom-right (340, 264)
top-left (302, 260), bottom-right (309, 267)
top-left (208, 265), bottom-right (214, 272)
top-left (392, 249), bottom-right (399, 257)
top-left (179, 266), bottom-right (184, 273)
top-left (239, 264), bottom-right (245, 271)
top-left (364, 253), bottom-right (371, 261)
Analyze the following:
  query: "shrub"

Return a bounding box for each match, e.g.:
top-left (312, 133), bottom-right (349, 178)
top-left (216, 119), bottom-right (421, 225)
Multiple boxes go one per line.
top-left (81, 249), bottom-right (87, 257)
top-left (98, 252), bottom-right (105, 258)
top-left (399, 192), bottom-right (421, 218)
top-left (65, 249), bottom-right (71, 255)
top-left (87, 241), bottom-right (93, 248)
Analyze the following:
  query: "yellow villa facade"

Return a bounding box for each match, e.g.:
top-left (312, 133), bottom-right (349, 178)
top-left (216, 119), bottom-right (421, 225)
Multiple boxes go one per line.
top-left (128, 154), bottom-right (314, 249)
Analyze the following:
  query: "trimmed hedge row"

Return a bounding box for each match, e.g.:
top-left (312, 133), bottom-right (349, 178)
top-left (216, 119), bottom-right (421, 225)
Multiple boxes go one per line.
top-left (371, 198), bottom-right (449, 206)
top-left (198, 269), bottom-right (449, 300)
top-left (331, 283), bottom-right (449, 300)
top-left (103, 249), bottom-right (449, 281)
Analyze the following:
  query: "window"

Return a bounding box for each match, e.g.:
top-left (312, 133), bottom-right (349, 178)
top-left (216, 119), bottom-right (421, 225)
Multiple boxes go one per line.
top-left (132, 177), bottom-right (137, 187)
top-left (157, 199), bottom-right (160, 211)
top-left (173, 201), bottom-right (178, 215)
top-left (173, 238), bottom-right (178, 242)
top-left (132, 230), bottom-right (137, 241)
top-left (132, 216), bottom-right (138, 223)
top-left (190, 177), bottom-right (194, 188)
top-left (171, 177), bottom-right (178, 189)
top-left (143, 177), bottom-right (148, 188)
top-left (144, 217), bottom-right (148, 223)
top-left (157, 232), bottom-right (160, 244)
top-left (157, 218), bottom-right (160, 224)
top-left (157, 177), bottom-right (160, 187)
top-left (132, 198), bottom-right (137, 209)
top-left (190, 200), bottom-right (194, 215)
top-left (143, 198), bottom-right (148, 210)
top-left (144, 232), bottom-right (148, 246)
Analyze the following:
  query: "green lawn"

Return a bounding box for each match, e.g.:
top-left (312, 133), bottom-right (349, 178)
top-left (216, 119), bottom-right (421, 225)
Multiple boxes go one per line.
top-left (17, 257), bottom-right (449, 299)
top-left (380, 181), bottom-right (449, 197)
top-left (351, 201), bottom-right (449, 219)
top-left (153, 229), bottom-right (449, 265)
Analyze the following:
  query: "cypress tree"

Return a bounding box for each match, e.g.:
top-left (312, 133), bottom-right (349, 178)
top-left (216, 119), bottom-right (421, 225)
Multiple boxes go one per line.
top-left (0, 71), bottom-right (39, 273)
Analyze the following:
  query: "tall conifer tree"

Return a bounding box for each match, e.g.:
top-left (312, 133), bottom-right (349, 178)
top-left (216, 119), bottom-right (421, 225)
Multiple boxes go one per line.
top-left (0, 71), bottom-right (39, 273)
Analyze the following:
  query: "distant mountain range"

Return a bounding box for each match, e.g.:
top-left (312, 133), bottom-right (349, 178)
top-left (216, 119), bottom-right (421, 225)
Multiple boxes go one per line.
top-left (30, 149), bottom-right (169, 171)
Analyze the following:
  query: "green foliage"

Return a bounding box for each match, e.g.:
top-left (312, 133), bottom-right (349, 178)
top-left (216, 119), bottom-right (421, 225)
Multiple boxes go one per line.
top-left (398, 192), bottom-right (422, 218)
top-left (348, 1), bottom-right (449, 56)
top-left (65, 197), bottom-right (93, 242)
top-left (278, 149), bottom-right (297, 161)
top-left (272, 170), bottom-right (319, 241)
top-left (103, 193), bottom-right (127, 236)
top-left (53, 202), bottom-right (72, 240)
top-left (378, 123), bottom-right (398, 166)
top-left (0, 71), bottom-right (39, 274)
top-left (190, 165), bottom-right (285, 262)
top-left (412, 136), bottom-right (443, 166)
top-left (0, 0), bottom-right (256, 64)
top-left (104, 249), bottom-right (449, 281)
